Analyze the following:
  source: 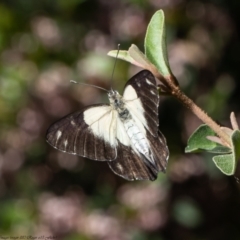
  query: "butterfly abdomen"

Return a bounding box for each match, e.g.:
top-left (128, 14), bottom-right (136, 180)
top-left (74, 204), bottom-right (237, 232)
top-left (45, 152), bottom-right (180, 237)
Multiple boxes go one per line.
top-left (123, 119), bottom-right (149, 155)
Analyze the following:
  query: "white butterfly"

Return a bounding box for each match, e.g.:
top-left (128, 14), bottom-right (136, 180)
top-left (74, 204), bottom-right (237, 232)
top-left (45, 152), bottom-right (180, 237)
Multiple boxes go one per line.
top-left (46, 70), bottom-right (169, 181)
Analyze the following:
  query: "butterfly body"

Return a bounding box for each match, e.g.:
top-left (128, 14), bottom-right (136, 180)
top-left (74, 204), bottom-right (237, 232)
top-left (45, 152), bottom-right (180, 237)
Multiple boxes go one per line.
top-left (108, 90), bottom-right (154, 165)
top-left (46, 70), bottom-right (169, 181)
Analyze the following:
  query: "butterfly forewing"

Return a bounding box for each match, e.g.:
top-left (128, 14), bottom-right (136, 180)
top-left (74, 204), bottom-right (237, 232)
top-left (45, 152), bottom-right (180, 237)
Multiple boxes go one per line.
top-left (123, 70), bottom-right (159, 137)
top-left (46, 104), bottom-right (117, 161)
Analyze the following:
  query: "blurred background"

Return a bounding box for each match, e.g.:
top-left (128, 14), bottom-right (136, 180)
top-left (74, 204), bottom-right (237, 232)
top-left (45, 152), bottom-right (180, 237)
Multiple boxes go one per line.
top-left (0, 0), bottom-right (240, 239)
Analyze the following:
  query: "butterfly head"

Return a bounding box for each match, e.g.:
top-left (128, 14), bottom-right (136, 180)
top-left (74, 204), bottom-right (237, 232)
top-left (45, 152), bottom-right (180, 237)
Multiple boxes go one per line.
top-left (108, 90), bottom-right (123, 109)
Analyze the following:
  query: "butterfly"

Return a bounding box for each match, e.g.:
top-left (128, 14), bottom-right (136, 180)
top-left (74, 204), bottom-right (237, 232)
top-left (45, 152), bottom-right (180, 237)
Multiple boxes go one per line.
top-left (46, 70), bottom-right (169, 181)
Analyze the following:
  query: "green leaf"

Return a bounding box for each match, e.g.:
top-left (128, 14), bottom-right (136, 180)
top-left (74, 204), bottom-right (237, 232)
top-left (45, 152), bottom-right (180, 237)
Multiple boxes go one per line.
top-left (211, 130), bottom-right (240, 175)
top-left (144, 10), bottom-right (172, 77)
top-left (108, 45), bottom-right (156, 71)
top-left (212, 154), bottom-right (235, 175)
top-left (107, 50), bottom-right (133, 63)
top-left (128, 44), bottom-right (153, 68)
top-left (185, 124), bottom-right (231, 154)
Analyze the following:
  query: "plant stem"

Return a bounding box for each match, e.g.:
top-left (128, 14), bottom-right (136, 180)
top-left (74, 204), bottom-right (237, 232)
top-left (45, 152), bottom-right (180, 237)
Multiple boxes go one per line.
top-left (163, 76), bottom-right (231, 147)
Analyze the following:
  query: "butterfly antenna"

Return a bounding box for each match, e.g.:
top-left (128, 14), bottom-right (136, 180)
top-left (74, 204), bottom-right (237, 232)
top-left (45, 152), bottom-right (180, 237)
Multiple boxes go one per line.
top-left (70, 80), bottom-right (108, 92)
top-left (110, 44), bottom-right (120, 92)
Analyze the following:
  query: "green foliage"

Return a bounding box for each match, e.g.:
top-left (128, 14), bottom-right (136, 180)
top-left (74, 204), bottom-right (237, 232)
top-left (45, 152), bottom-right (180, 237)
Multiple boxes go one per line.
top-left (185, 125), bottom-right (231, 154)
top-left (212, 154), bottom-right (236, 175)
top-left (212, 130), bottom-right (240, 175)
top-left (186, 125), bottom-right (240, 175)
top-left (144, 10), bottom-right (172, 77)
top-left (108, 44), bottom-right (153, 70)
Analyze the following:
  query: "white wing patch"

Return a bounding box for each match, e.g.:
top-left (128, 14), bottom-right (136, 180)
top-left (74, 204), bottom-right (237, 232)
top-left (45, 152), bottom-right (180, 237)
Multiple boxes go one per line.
top-left (125, 100), bottom-right (146, 134)
top-left (116, 117), bottom-right (131, 146)
top-left (56, 130), bottom-right (62, 143)
top-left (123, 84), bottom-right (147, 133)
top-left (116, 163), bottom-right (123, 173)
top-left (146, 78), bottom-right (154, 86)
top-left (84, 105), bottom-right (131, 147)
top-left (123, 83), bottom-right (150, 136)
top-left (84, 106), bottom-right (117, 146)
top-left (150, 90), bottom-right (156, 95)
top-left (123, 85), bottom-right (138, 101)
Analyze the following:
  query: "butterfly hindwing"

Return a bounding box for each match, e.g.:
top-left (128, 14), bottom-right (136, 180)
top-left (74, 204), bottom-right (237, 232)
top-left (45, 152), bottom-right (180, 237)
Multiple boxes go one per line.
top-left (108, 142), bottom-right (157, 181)
top-left (108, 130), bottom-right (169, 181)
top-left (123, 70), bottom-right (159, 137)
top-left (46, 104), bottom-right (117, 161)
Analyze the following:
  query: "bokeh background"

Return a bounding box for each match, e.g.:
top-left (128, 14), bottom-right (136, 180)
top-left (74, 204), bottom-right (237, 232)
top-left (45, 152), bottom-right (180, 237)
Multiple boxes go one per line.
top-left (1, 0), bottom-right (240, 239)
